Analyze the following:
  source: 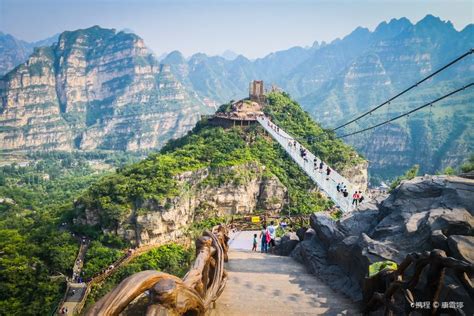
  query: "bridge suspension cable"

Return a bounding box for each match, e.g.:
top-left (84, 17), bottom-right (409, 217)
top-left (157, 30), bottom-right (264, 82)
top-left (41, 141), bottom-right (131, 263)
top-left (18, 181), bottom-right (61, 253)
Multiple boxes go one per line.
top-left (332, 49), bottom-right (474, 131)
top-left (337, 83), bottom-right (474, 139)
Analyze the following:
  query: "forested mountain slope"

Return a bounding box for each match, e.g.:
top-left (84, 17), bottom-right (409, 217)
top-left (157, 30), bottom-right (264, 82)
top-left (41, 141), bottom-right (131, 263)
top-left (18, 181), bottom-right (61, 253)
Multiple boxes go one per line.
top-left (1, 15), bottom-right (471, 181)
top-left (0, 92), bottom-right (365, 314)
top-left (73, 92), bottom-right (366, 244)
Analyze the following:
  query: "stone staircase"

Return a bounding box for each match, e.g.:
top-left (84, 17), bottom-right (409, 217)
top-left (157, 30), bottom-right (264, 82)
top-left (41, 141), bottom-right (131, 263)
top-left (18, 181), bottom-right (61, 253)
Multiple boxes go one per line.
top-left (211, 231), bottom-right (357, 315)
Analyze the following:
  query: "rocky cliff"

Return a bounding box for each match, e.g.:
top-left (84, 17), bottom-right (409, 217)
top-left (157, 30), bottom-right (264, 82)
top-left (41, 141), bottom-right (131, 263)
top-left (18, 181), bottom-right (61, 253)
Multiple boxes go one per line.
top-left (75, 163), bottom-right (286, 245)
top-left (0, 26), bottom-right (207, 152)
top-left (290, 175), bottom-right (473, 313)
top-left (340, 160), bottom-right (368, 192)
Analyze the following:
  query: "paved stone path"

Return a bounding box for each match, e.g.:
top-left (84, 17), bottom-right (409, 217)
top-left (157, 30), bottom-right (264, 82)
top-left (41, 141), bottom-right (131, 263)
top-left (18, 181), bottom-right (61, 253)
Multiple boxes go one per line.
top-left (60, 283), bottom-right (87, 315)
top-left (211, 231), bottom-right (357, 316)
top-left (59, 238), bottom-right (89, 315)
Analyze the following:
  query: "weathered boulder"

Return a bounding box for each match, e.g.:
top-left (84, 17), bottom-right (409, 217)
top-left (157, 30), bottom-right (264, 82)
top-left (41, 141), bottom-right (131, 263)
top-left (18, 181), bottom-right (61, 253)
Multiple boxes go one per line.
top-left (277, 232), bottom-right (300, 256)
top-left (295, 227), bottom-right (307, 241)
top-left (303, 228), bottom-right (316, 240)
top-left (430, 229), bottom-right (448, 250)
top-left (294, 175), bottom-right (474, 313)
top-left (291, 236), bottom-right (363, 301)
top-left (310, 213), bottom-right (345, 248)
top-left (448, 235), bottom-right (474, 263)
top-left (338, 207), bottom-right (378, 237)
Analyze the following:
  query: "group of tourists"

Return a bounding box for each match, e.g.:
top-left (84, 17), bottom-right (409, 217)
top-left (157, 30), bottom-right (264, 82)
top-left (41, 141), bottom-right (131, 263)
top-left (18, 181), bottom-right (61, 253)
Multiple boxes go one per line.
top-left (72, 270), bottom-right (84, 283)
top-left (262, 115), bottom-right (367, 209)
top-left (351, 191), bottom-right (365, 206)
top-left (337, 184), bottom-right (364, 206)
top-left (266, 119), bottom-right (280, 133)
top-left (252, 221), bottom-right (277, 254)
top-left (336, 183), bottom-right (349, 197)
top-left (300, 147), bottom-right (309, 162)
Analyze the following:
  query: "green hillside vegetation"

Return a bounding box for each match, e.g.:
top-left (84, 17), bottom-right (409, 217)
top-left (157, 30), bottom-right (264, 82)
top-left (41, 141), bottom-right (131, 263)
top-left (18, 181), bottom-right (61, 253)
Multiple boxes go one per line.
top-left (75, 92), bottom-right (362, 233)
top-left (460, 154), bottom-right (474, 173)
top-left (0, 151), bottom-right (142, 315)
top-left (0, 92), bottom-right (362, 315)
top-left (84, 244), bottom-right (193, 310)
top-left (330, 78), bottom-right (473, 182)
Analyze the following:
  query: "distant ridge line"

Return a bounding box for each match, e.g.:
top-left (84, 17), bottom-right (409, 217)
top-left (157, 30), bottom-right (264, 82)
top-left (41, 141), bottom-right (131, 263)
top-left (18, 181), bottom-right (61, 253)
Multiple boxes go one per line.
top-left (337, 83), bottom-right (474, 138)
top-left (332, 49), bottom-right (474, 131)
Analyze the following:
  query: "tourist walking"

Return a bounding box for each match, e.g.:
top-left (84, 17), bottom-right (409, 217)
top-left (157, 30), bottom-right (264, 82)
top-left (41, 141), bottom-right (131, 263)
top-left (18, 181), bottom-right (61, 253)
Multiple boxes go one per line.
top-left (326, 167), bottom-right (331, 180)
top-left (352, 191), bottom-right (360, 206)
top-left (260, 224), bottom-right (268, 253)
top-left (319, 161), bottom-right (324, 173)
top-left (343, 188), bottom-right (349, 197)
top-left (336, 183), bottom-right (341, 192)
top-left (267, 221), bottom-right (277, 253)
top-left (303, 150), bottom-right (308, 163)
top-left (252, 233), bottom-right (257, 252)
top-left (358, 191), bottom-right (364, 204)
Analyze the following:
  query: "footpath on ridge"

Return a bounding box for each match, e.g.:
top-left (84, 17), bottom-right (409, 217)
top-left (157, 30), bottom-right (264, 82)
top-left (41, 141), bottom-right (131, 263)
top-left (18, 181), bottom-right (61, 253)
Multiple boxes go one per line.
top-left (211, 230), bottom-right (356, 316)
top-left (257, 116), bottom-right (357, 212)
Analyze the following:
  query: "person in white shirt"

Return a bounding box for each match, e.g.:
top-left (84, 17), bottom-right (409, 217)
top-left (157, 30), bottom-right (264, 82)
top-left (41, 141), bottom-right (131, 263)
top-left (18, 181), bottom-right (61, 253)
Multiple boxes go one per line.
top-left (267, 221), bottom-right (277, 253)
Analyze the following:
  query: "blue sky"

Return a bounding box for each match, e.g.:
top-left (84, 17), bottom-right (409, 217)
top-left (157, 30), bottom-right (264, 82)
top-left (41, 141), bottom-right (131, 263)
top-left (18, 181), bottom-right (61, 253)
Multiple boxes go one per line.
top-left (0, 0), bottom-right (472, 58)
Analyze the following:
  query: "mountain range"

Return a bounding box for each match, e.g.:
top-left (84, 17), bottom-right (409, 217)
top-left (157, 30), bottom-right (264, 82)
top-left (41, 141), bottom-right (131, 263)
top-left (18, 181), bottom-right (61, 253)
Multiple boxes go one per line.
top-left (0, 32), bottom-right (59, 76)
top-left (0, 15), bottom-right (472, 181)
top-left (0, 26), bottom-right (212, 152)
top-left (160, 15), bottom-right (473, 180)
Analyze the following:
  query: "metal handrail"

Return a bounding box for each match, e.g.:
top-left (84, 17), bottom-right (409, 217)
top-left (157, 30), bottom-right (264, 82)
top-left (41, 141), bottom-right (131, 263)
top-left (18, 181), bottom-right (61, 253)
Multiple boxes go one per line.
top-left (257, 116), bottom-right (358, 212)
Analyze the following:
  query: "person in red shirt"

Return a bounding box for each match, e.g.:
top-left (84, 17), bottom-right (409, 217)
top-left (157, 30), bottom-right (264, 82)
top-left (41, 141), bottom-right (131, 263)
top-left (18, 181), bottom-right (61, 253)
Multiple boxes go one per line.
top-left (352, 191), bottom-right (360, 206)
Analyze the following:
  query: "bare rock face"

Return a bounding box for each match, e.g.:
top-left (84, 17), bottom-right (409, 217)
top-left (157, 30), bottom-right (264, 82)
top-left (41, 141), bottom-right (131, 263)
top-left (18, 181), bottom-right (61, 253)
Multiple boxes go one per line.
top-left (448, 235), bottom-right (474, 263)
top-left (310, 213), bottom-right (345, 249)
top-left (0, 26), bottom-right (204, 152)
top-left (75, 163), bottom-right (286, 246)
top-left (340, 160), bottom-right (369, 192)
top-left (276, 232), bottom-right (300, 256)
top-left (292, 175), bottom-right (474, 312)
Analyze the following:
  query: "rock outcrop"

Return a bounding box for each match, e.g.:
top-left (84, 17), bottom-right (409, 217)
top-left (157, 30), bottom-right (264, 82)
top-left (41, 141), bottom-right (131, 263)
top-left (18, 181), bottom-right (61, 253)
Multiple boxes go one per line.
top-left (0, 26), bottom-right (207, 152)
top-left (75, 163), bottom-right (286, 245)
top-left (340, 160), bottom-right (368, 192)
top-left (291, 175), bottom-right (474, 313)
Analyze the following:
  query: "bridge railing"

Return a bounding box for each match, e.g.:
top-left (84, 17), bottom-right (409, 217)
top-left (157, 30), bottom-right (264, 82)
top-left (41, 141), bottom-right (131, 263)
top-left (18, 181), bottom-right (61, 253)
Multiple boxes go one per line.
top-left (229, 214), bottom-right (310, 231)
top-left (257, 116), bottom-right (356, 212)
top-left (65, 236), bottom-right (191, 315)
top-left (86, 225), bottom-right (229, 315)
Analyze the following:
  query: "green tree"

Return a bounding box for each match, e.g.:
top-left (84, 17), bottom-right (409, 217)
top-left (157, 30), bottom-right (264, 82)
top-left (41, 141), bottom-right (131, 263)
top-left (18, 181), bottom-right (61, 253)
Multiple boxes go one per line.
top-left (460, 154), bottom-right (474, 173)
top-left (390, 165), bottom-right (420, 191)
